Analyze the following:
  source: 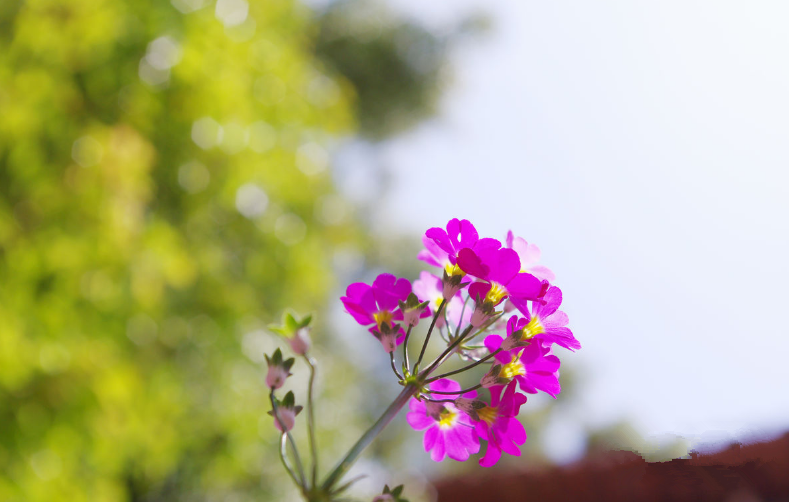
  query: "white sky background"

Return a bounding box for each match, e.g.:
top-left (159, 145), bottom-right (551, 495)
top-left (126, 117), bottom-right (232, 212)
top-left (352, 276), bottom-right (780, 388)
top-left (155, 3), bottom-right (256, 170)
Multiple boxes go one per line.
top-left (334, 0), bottom-right (789, 459)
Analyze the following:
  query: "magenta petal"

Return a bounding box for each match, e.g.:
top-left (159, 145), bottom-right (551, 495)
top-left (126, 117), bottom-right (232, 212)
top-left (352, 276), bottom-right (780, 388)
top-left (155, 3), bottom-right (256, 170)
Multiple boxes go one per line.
top-left (543, 310), bottom-right (569, 328)
top-left (457, 248), bottom-right (489, 278)
top-left (341, 299), bottom-right (374, 325)
top-left (424, 425), bottom-right (439, 449)
top-left (527, 265), bottom-right (555, 282)
top-left (426, 227), bottom-right (454, 255)
top-left (468, 282), bottom-right (491, 303)
top-left (444, 429), bottom-right (471, 461)
top-left (447, 218), bottom-right (479, 250)
top-left (506, 273), bottom-right (544, 301)
top-left (507, 418), bottom-right (527, 445)
top-left (407, 411), bottom-right (435, 431)
top-left (430, 378), bottom-right (461, 394)
top-left (527, 372), bottom-right (561, 398)
top-left (429, 430), bottom-right (447, 462)
top-left (473, 237), bottom-right (502, 255)
top-left (535, 285), bottom-right (562, 317)
top-left (506, 230), bottom-right (515, 249)
top-left (479, 443), bottom-right (502, 467)
top-left (487, 248), bottom-right (521, 284)
top-left (508, 298), bottom-right (532, 321)
top-left (544, 327), bottom-right (581, 351)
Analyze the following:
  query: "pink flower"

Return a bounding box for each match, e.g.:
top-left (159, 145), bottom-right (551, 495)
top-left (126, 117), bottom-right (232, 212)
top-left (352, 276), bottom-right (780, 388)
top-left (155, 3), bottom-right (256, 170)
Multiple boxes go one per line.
top-left (406, 379), bottom-right (481, 462)
top-left (506, 230), bottom-right (555, 282)
top-left (483, 334), bottom-right (562, 398)
top-left (341, 273), bottom-right (412, 330)
top-left (508, 286), bottom-right (581, 351)
top-left (472, 383), bottom-right (528, 467)
top-left (412, 271), bottom-right (470, 329)
top-left (418, 219), bottom-right (501, 299)
top-left (464, 247), bottom-right (547, 307)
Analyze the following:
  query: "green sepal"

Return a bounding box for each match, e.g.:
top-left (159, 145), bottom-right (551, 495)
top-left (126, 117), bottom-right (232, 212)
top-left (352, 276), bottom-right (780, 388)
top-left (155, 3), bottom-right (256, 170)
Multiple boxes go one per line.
top-left (269, 310), bottom-right (313, 337)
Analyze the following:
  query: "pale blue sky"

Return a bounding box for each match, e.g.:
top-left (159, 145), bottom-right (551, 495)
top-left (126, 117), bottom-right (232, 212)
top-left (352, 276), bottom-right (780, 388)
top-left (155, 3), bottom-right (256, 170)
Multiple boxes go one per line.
top-left (336, 0), bottom-right (789, 459)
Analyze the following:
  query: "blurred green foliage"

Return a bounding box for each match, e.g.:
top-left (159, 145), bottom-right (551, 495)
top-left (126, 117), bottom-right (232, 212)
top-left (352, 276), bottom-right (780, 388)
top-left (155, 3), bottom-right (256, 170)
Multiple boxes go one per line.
top-left (0, 0), bottom-right (382, 500)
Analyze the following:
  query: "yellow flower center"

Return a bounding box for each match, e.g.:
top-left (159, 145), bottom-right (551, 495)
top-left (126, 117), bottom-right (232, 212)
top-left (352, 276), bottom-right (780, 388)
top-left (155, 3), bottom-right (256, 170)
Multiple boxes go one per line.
top-left (477, 406), bottom-right (498, 426)
top-left (432, 295), bottom-right (443, 311)
top-left (373, 310), bottom-right (394, 330)
top-left (438, 408), bottom-right (458, 429)
top-left (499, 354), bottom-right (526, 379)
top-left (520, 316), bottom-right (545, 340)
top-left (484, 282), bottom-right (508, 305)
top-left (444, 262), bottom-right (466, 278)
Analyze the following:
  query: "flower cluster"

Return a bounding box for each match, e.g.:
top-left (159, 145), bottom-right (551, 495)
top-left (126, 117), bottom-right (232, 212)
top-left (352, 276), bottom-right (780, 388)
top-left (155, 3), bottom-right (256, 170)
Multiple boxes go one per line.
top-left (264, 218), bottom-right (579, 502)
top-left (342, 218), bottom-right (580, 467)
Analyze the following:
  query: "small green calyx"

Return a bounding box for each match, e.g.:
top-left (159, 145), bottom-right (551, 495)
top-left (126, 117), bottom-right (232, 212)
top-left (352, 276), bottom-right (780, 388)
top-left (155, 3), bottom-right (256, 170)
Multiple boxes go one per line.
top-left (265, 348), bottom-right (295, 372)
top-left (269, 310), bottom-right (313, 337)
top-left (373, 484), bottom-right (408, 502)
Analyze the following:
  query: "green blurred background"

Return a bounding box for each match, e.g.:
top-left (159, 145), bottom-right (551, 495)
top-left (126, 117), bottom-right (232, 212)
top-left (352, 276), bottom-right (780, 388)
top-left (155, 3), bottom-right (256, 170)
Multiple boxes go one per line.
top-left (0, 0), bottom-right (469, 500)
top-left (0, 1), bottom-right (673, 500)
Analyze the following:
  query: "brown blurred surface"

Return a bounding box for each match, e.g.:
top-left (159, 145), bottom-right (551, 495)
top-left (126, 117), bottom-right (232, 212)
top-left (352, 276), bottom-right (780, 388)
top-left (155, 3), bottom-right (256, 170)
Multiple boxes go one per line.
top-left (434, 433), bottom-right (789, 502)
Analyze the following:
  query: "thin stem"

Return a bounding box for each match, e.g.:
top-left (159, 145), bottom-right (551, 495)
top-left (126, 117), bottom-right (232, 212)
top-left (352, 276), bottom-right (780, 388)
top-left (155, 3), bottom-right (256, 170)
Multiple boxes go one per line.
top-left (456, 295), bottom-right (470, 335)
top-left (426, 383), bottom-right (482, 395)
top-left (422, 397), bottom-right (456, 404)
top-left (401, 325), bottom-right (413, 372)
top-left (427, 348), bottom-right (502, 383)
top-left (420, 324), bottom-right (473, 378)
top-left (279, 434), bottom-right (303, 491)
top-left (462, 312), bottom-right (505, 345)
top-left (414, 300), bottom-right (445, 372)
top-left (303, 356), bottom-right (319, 487)
top-left (321, 383), bottom-right (419, 491)
top-left (270, 391), bottom-right (307, 491)
top-left (390, 352), bottom-right (403, 380)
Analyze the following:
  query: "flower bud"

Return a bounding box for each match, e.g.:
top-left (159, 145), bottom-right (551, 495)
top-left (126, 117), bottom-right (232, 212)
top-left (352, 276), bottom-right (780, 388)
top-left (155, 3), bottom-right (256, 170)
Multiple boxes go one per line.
top-left (500, 335), bottom-right (530, 352)
top-left (265, 348), bottom-right (295, 389)
top-left (372, 322), bottom-right (401, 353)
top-left (453, 397), bottom-right (487, 421)
top-left (424, 400), bottom-right (445, 421)
top-left (373, 484), bottom-right (405, 502)
top-left (470, 301), bottom-right (497, 328)
top-left (441, 270), bottom-right (469, 301)
top-left (480, 364), bottom-right (510, 388)
top-left (268, 391), bottom-right (303, 432)
top-left (269, 311), bottom-right (313, 355)
top-left (398, 293), bottom-right (430, 328)
top-left (288, 327), bottom-right (311, 355)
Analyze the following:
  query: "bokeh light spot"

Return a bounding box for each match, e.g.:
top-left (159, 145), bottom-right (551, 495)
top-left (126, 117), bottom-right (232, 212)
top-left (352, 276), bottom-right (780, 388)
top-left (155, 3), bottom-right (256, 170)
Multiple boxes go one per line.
top-left (71, 136), bottom-right (103, 167)
top-left (178, 161), bottom-right (210, 193)
top-left (235, 183), bottom-right (269, 218)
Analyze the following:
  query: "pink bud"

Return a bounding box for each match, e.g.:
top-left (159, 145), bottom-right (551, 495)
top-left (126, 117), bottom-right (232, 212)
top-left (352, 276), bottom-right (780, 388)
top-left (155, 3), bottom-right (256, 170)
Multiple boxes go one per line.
top-left (272, 408), bottom-right (297, 432)
top-left (288, 328), bottom-right (311, 355)
top-left (266, 366), bottom-right (289, 389)
top-left (470, 305), bottom-right (490, 328)
top-left (378, 331), bottom-right (398, 353)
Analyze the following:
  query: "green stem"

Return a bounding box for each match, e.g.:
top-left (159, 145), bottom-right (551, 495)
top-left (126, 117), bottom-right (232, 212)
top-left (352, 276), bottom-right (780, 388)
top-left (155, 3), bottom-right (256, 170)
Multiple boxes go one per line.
top-left (402, 325), bottom-right (413, 372)
top-left (278, 434), bottom-right (303, 492)
top-left (304, 356), bottom-right (319, 487)
top-left (270, 391), bottom-right (307, 490)
top-left (414, 300), bottom-right (445, 372)
top-left (420, 324), bottom-right (473, 377)
top-left (320, 383), bottom-right (419, 491)
top-left (390, 352), bottom-right (403, 380)
top-left (426, 348), bottom-right (502, 383)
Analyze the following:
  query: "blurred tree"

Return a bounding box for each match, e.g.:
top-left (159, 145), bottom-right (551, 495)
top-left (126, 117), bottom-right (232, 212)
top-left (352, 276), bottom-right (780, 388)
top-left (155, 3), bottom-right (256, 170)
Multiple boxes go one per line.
top-left (0, 0), bottom-right (463, 500)
top-left (314, 0), bottom-right (488, 141)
